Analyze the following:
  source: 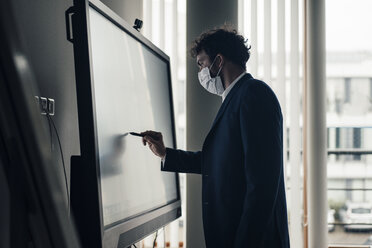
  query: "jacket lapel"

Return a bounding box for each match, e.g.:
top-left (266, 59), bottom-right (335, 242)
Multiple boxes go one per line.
top-left (209, 73), bottom-right (253, 132)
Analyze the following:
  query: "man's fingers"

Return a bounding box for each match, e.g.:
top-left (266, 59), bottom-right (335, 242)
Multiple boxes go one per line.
top-left (141, 130), bottom-right (157, 136)
top-left (144, 135), bottom-right (158, 145)
top-left (140, 130), bottom-right (162, 141)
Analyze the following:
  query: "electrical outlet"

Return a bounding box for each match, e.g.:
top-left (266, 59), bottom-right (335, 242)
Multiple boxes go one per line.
top-left (35, 96), bottom-right (55, 115)
top-left (35, 96), bottom-right (39, 106)
top-left (47, 98), bottom-right (55, 116)
top-left (40, 97), bottom-right (48, 115)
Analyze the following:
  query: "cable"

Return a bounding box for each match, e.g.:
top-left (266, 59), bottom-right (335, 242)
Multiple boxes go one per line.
top-left (132, 244), bottom-right (137, 248)
top-left (46, 113), bottom-right (70, 214)
top-left (47, 115), bottom-right (53, 152)
top-left (47, 114), bottom-right (70, 214)
top-left (153, 230), bottom-right (158, 248)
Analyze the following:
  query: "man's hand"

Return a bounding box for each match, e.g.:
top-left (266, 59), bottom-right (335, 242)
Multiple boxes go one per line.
top-left (140, 130), bottom-right (166, 159)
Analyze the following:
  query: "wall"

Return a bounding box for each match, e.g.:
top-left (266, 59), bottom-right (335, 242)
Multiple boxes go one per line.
top-left (186, 0), bottom-right (238, 246)
top-left (10, 0), bottom-right (143, 209)
top-left (11, 0), bottom-right (79, 207)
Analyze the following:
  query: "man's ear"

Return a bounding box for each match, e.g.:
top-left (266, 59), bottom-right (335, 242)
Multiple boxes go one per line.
top-left (216, 53), bottom-right (225, 67)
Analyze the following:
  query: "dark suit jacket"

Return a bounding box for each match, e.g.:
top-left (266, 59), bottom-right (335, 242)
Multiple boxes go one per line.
top-left (162, 74), bottom-right (290, 248)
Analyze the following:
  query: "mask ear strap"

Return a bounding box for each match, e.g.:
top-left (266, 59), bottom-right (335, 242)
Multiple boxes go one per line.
top-left (210, 55), bottom-right (223, 74)
top-left (209, 55), bottom-right (218, 69)
top-left (216, 55), bottom-right (224, 76)
top-left (216, 64), bottom-right (222, 76)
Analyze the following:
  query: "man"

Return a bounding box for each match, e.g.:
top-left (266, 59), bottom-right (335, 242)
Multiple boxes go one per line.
top-left (141, 27), bottom-right (290, 248)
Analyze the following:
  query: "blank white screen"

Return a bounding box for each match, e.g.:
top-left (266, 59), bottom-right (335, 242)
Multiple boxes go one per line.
top-left (88, 7), bottom-right (178, 227)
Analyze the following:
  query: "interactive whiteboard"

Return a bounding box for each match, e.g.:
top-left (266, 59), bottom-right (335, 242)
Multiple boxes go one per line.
top-left (88, 7), bottom-right (178, 227)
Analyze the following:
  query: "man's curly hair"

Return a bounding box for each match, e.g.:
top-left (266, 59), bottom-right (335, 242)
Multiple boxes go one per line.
top-left (190, 25), bottom-right (251, 70)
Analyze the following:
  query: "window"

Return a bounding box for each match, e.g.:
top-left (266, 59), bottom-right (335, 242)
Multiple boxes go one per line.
top-left (240, 0), bottom-right (372, 246)
top-left (344, 78), bottom-right (351, 103)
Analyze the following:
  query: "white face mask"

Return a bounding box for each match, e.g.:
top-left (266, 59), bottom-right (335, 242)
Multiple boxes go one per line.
top-left (198, 56), bottom-right (224, 96)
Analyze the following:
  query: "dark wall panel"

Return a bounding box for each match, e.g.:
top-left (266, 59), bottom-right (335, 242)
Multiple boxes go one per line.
top-left (10, 0), bottom-right (80, 207)
top-left (9, 0), bottom-right (144, 210)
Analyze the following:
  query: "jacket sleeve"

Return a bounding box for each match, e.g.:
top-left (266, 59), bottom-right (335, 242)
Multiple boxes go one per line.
top-left (234, 84), bottom-right (283, 247)
top-left (161, 147), bottom-right (202, 174)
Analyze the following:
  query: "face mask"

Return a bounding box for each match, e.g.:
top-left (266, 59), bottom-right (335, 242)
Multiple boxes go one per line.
top-left (198, 56), bottom-right (224, 96)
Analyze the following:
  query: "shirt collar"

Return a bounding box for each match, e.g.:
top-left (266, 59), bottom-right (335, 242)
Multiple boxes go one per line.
top-left (221, 72), bottom-right (246, 102)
